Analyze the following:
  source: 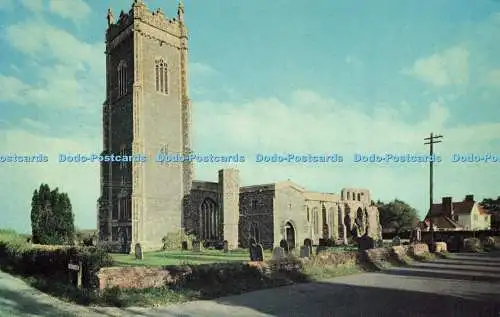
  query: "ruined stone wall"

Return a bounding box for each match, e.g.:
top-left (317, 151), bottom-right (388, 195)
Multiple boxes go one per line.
top-left (304, 199), bottom-right (340, 244)
top-left (341, 188), bottom-right (371, 205)
top-left (366, 205), bottom-right (382, 239)
top-left (274, 187), bottom-right (307, 248)
top-left (239, 188), bottom-right (274, 249)
top-left (219, 169), bottom-right (240, 249)
top-left (185, 181), bottom-right (219, 237)
top-left (97, 266), bottom-right (190, 290)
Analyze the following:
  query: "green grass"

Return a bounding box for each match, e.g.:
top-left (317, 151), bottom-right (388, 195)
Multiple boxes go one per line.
top-left (111, 249), bottom-right (273, 266)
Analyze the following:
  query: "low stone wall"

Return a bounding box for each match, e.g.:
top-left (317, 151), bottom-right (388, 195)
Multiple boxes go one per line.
top-left (97, 266), bottom-right (192, 290)
top-left (409, 243), bottom-right (429, 256)
top-left (391, 245), bottom-right (409, 257)
top-left (434, 242), bottom-right (447, 253)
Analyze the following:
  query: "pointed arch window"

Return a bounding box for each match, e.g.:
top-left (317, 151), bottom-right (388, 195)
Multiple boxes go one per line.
top-left (200, 198), bottom-right (218, 240)
top-left (312, 207), bottom-right (320, 235)
top-left (117, 61), bottom-right (127, 97)
top-left (155, 58), bottom-right (168, 94)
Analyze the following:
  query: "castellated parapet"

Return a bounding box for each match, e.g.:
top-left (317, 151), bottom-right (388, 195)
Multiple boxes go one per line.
top-left (106, 0), bottom-right (186, 48)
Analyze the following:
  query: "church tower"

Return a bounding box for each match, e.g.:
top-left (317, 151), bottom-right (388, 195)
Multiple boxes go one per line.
top-left (98, 0), bottom-right (193, 252)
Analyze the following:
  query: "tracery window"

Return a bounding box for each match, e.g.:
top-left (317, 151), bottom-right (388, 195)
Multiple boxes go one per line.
top-left (117, 61), bottom-right (127, 97)
top-left (155, 59), bottom-right (168, 94)
top-left (312, 207), bottom-right (319, 234)
top-left (200, 198), bottom-right (218, 240)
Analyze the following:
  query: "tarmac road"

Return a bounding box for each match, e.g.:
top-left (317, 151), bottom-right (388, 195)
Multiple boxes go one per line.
top-left (1, 252), bottom-right (499, 317)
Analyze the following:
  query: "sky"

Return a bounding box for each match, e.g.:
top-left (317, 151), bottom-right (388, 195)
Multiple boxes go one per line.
top-left (0, 0), bottom-right (499, 233)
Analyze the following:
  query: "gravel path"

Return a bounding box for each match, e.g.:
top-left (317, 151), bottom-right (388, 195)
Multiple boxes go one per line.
top-left (1, 252), bottom-right (499, 317)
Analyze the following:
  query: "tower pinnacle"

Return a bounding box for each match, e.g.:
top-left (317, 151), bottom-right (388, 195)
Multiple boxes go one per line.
top-left (177, 1), bottom-right (185, 23)
top-left (106, 8), bottom-right (115, 26)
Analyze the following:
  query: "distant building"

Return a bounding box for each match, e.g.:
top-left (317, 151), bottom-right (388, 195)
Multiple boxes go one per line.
top-left (424, 195), bottom-right (491, 231)
top-left (480, 197), bottom-right (500, 230)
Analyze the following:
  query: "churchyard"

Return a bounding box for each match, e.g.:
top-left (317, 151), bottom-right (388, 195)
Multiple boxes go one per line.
top-left (0, 228), bottom-right (499, 308)
top-left (111, 248), bottom-right (273, 266)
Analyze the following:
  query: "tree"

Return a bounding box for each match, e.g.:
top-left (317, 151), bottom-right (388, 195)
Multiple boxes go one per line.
top-left (376, 199), bottom-right (419, 233)
top-left (30, 183), bottom-right (75, 245)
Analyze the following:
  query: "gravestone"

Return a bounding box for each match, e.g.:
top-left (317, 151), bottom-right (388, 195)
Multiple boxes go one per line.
top-left (279, 239), bottom-right (289, 254)
top-left (304, 238), bottom-right (312, 248)
top-left (134, 243), bottom-right (143, 260)
top-left (192, 240), bottom-right (201, 252)
top-left (300, 245), bottom-right (312, 258)
top-left (392, 236), bottom-right (401, 246)
top-left (181, 241), bottom-right (188, 251)
top-left (223, 240), bottom-right (229, 253)
top-left (250, 244), bottom-right (264, 261)
top-left (271, 246), bottom-right (286, 261)
top-left (358, 234), bottom-right (375, 251)
top-left (415, 228), bottom-right (421, 242)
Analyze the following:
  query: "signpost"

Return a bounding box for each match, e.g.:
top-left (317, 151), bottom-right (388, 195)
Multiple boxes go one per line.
top-left (68, 261), bottom-right (82, 289)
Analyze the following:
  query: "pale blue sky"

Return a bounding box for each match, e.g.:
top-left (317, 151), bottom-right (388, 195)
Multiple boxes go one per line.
top-left (0, 0), bottom-right (499, 233)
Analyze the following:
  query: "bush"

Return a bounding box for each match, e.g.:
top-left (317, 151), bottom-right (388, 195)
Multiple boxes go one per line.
top-left (463, 238), bottom-right (482, 252)
top-left (162, 231), bottom-right (197, 251)
top-left (0, 237), bottom-right (113, 289)
top-left (482, 236), bottom-right (498, 251)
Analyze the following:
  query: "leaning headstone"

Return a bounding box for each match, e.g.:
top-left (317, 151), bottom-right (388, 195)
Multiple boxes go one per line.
top-left (223, 240), bottom-right (229, 253)
top-left (248, 238), bottom-right (257, 260)
top-left (134, 243), bottom-right (143, 260)
top-left (392, 236), bottom-right (401, 246)
top-left (254, 244), bottom-right (264, 261)
top-left (279, 239), bottom-right (289, 254)
top-left (192, 240), bottom-right (201, 252)
top-left (300, 245), bottom-right (312, 258)
top-left (181, 241), bottom-right (188, 250)
top-left (271, 246), bottom-right (286, 261)
top-left (303, 238), bottom-right (312, 248)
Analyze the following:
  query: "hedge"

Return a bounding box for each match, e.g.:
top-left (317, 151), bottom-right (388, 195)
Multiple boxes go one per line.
top-left (0, 239), bottom-right (113, 289)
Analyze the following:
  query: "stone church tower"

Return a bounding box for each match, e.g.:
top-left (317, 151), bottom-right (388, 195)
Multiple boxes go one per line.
top-left (98, 0), bottom-right (192, 252)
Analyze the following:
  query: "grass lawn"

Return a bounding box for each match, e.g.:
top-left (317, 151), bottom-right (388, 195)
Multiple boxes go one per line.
top-left (111, 249), bottom-right (273, 266)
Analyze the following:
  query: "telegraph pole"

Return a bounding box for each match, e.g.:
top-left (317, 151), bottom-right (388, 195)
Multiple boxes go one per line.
top-left (424, 133), bottom-right (443, 242)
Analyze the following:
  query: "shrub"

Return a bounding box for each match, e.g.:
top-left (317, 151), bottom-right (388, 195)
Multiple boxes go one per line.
top-left (463, 238), bottom-right (482, 252)
top-left (0, 238), bottom-right (113, 289)
top-left (162, 231), bottom-right (197, 251)
top-left (482, 236), bottom-right (498, 251)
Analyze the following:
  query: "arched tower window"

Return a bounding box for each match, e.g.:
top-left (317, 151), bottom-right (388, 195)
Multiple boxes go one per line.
top-left (347, 192), bottom-right (350, 200)
top-left (200, 198), bottom-right (218, 240)
top-left (155, 59), bottom-right (168, 94)
top-left (117, 61), bottom-right (127, 97)
top-left (357, 193), bottom-right (361, 201)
